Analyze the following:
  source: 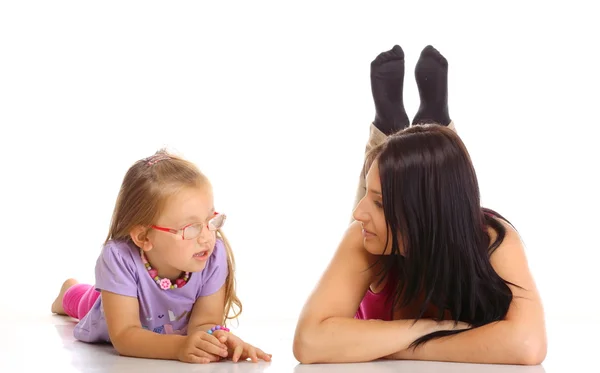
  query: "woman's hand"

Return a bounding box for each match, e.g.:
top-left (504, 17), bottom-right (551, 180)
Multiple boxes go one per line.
top-left (383, 319), bottom-right (472, 360)
top-left (435, 320), bottom-right (472, 332)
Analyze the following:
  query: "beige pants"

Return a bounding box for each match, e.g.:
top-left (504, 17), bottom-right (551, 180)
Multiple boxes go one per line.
top-left (351, 122), bottom-right (457, 220)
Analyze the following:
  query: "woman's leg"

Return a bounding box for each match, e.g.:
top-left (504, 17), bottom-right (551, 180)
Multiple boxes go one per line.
top-left (351, 45), bottom-right (410, 216)
top-left (412, 45), bottom-right (454, 128)
top-left (351, 123), bottom-right (389, 213)
top-left (352, 45), bottom-right (456, 218)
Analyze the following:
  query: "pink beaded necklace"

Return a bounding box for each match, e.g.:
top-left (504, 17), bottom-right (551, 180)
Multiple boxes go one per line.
top-left (140, 249), bottom-right (190, 290)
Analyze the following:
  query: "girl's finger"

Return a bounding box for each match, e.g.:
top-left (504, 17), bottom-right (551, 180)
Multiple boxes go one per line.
top-left (256, 348), bottom-right (272, 361)
top-left (199, 332), bottom-right (228, 349)
top-left (196, 340), bottom-right (228, 358)
top-left (232, 344), bottom-right (244, 362)
top-left (248, 346), bottom-right (258, 363)
top-left (186, 354), bottom-right (210, 364)
top-left (190, 350), bottom-right (220, 363)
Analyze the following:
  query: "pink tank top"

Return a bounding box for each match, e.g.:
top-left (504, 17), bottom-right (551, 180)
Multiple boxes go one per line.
top-left (356, 210), bottom-right (503, 321)
top-left (355, 275), bottom-right (396, 321)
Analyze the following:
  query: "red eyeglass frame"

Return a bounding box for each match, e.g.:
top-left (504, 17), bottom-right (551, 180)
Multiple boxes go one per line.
top-left (151, 212), bottom-right (225, 240)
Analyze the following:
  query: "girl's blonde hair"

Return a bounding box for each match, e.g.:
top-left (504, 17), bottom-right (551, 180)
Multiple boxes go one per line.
top-left (105, 149), bottom-right (242, 324)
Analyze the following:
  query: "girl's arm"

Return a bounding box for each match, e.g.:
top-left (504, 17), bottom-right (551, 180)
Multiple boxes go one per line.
top-left (293, 221), bottom-right (455, 364)
top-left (102, 290), bottom-right (189, 360)
top-left (187, 284), bottom-right (227, 334)
top-left (188, 284), bottom-right (271, 362)
top-left (386, 221), bottom-right (547, 365)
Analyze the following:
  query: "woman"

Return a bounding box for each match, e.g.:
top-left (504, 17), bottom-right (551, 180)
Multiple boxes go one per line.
top-left (293, 45), bottom-right (547, 365)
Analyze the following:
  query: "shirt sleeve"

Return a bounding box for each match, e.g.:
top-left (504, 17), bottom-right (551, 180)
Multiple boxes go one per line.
top-left (199, 239), bottom-right (229, 297)
top-left (94, 241), bottom-right (139, 298)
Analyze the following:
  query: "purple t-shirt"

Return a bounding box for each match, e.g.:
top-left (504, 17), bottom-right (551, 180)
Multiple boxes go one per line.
top-left (73, 238), bottom-right (228, 343)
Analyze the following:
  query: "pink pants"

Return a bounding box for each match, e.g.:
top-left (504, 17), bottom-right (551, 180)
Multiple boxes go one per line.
top-left (63, 284), bottom-right (101, 320)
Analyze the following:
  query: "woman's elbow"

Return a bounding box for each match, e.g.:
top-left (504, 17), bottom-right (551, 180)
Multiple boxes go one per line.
top-left (293, 328), bottom-right (320, 364)
top-left (521, 341), bottom-right (547, 365)
top-left (293, 339), bottom-right (312, 364)
top-left (518, 331), bottom-right (547, 365)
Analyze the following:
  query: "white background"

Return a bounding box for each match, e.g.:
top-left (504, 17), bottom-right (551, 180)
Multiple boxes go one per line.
top-left (1, 0), bottom-right (598, 332)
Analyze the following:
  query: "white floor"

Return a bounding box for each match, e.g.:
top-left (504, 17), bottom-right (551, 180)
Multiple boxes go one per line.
top-left (1, 307), bottom-right (595, 373)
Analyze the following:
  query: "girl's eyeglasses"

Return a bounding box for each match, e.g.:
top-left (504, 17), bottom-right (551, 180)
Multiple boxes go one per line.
top-left (151, 212), bottom-right (226, 240)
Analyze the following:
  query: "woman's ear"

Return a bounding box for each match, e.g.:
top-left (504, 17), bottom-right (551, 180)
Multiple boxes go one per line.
top-left (130, 225), bottom-right (153, 252)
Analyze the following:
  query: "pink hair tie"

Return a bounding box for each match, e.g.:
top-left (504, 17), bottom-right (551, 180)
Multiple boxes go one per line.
top-left (144, 153), bottom-right (171, 166)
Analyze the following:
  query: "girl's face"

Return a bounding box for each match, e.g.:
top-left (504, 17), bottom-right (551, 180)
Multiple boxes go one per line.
top-left (352, 161), bottom-right (402, 256)
top-left (143, 185), bottom-right (219, 279)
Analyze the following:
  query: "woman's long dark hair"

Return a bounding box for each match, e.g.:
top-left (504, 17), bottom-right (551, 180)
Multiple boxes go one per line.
top-left (365, 124), bottom-right (520, 348)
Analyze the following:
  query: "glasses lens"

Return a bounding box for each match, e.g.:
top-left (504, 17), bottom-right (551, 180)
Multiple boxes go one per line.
top-left (183, 223), bottom-right (203, 240)
top-left (208, 214), bottom-right (226, 231)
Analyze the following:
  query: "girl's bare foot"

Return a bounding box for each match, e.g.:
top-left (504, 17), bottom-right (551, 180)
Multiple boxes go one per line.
top-left (51, 278), bottom-right (78, 315)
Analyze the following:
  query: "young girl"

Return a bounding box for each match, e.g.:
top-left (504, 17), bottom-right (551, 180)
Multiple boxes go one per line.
top-left (51, 150), bottom-right (271, 364)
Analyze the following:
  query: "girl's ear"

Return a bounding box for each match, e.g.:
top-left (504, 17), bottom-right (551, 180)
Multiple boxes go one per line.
top-left (130, 225), bottom-right (153, 252)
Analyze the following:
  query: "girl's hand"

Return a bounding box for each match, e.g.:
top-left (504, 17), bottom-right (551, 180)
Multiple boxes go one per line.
top-left (212, 330), bottom-right (272, 363)
top-left (177, 330), bottom-right (229, 364)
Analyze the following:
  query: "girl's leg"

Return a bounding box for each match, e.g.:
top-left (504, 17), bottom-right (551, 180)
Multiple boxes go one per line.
top-left (73, 285), bottom-right (101, 320)
top-left (52, 279), bottom-right (100, 320)
top-left (51, 278), bottom-right (78, 315)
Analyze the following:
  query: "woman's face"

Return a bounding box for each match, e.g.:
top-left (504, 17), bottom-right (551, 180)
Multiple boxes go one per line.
top-left (352, 160), bottom-right (402, 255)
